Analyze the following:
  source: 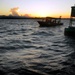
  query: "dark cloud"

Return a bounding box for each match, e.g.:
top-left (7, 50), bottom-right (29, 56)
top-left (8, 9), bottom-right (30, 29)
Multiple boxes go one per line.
top-left (10, 7), bottom-right (19, 16)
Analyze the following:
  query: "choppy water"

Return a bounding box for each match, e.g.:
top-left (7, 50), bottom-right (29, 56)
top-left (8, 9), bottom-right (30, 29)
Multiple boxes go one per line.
top-left (0, 19), bottom-right (75, 75)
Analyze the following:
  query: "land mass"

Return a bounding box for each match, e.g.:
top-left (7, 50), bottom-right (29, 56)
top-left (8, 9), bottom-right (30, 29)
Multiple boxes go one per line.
top-left (0, 15), bottom-right (70, 19)
top-left (0, 15), bottom-right (44, 19)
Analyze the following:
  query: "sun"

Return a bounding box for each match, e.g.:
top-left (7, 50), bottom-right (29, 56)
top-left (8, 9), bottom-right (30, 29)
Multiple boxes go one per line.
top-left (37, 11), bottom-right (50, 17)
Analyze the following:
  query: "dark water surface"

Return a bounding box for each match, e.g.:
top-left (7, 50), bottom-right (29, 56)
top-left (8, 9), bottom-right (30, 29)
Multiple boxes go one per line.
top-left (0, 19), bottom-right (75, 75)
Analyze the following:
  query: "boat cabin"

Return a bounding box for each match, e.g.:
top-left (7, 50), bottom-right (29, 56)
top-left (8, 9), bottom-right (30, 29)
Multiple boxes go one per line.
top-left (44, 17), bottom-right (61, 24)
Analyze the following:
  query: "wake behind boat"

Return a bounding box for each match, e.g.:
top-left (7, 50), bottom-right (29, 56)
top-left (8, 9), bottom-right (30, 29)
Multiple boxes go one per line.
top-left (37, 17), bottom-right (63, 27)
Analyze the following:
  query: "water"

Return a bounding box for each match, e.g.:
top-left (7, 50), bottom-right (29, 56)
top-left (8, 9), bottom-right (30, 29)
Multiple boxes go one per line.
top-left (0, 19), bottom-right (75, 75)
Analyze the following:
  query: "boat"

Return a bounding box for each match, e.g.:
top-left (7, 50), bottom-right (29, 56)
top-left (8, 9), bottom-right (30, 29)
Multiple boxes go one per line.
top-left (64, 27), bottom-right (75, 36)
top-left (64, 5), bottom-right (75, 36)
top-left (37, 16), bottom-right (63, 27)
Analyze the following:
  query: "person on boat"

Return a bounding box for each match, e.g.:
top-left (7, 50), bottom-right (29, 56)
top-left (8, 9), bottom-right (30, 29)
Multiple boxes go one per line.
top-left (53, 19), bottom-right (56, 23)
top-left (57, 20), bottom-right (60, 23)
top-left (58, 16), bottom-right (61, 23)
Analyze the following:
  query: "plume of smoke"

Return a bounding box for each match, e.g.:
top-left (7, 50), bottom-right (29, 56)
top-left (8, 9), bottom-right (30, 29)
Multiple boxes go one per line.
top-left (10, 7), bottom-right (19, 16)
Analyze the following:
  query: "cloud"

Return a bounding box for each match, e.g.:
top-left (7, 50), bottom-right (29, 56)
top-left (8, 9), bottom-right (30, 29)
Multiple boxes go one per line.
top-left (10, 7), bottom-right (19, 16)
top-left (24, 14), bottom-right (31, 17)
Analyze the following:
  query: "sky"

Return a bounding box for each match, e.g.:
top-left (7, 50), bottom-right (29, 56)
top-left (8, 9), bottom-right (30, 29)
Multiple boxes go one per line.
top-left (0, 0), bottom-right (75, 18)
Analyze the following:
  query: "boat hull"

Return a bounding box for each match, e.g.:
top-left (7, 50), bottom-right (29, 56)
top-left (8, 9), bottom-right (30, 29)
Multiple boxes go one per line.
top-left (38, 21), bottom-right (63, 27)
top-left (64, 27), bottom-right (75, 36)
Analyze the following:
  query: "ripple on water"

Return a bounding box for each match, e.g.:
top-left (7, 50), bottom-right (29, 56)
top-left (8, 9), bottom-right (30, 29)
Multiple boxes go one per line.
top-left (0, 19), bottom-right (75, 75)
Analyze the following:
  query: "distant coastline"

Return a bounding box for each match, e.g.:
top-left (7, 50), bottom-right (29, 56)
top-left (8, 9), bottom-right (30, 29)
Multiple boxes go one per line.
top-left (0, 15), bottom-right (44, 19)
top-left (0, 15), bottom-right (70, 20)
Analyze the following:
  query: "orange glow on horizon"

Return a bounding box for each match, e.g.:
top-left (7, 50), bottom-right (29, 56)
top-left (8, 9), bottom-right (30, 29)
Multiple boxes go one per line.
top-left (0, 12), bottom-right (70, 18)
top-left (0, 7), bottom-right (70, 18)
top-left (0, 6), bottom-right (70, 18)
top-left (0, 9), bottom-right (70, 18)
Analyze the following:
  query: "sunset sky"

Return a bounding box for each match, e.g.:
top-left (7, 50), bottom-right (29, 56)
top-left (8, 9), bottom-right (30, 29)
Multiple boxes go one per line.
top-left (0, 0), bottom-right (75, 18)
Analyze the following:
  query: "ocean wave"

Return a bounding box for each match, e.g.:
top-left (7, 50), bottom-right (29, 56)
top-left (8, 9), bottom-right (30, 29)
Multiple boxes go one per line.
top-left (0, 19), bottom-right (75, 75)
